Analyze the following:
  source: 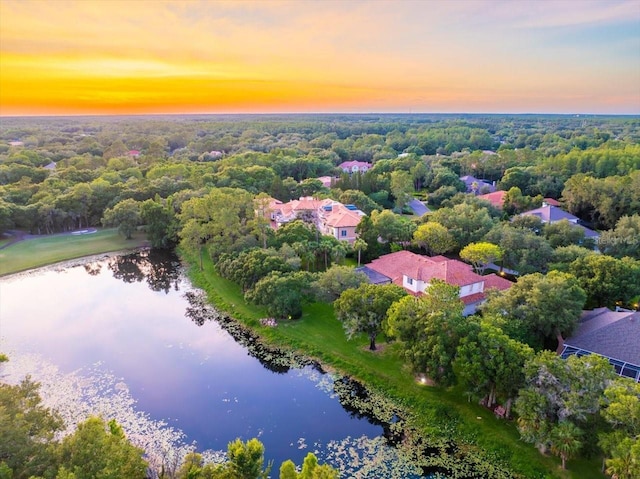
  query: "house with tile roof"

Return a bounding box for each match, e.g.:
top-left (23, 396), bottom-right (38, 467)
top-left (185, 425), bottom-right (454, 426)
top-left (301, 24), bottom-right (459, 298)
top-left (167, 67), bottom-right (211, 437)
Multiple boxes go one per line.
top-left (267, 196), bottom-right (365, 243)
top-left (316, 199), bottom-right (365, 244)
top-left (339, 161), bottom-right (372, 174)
top-left (560, 307), bottom-right (640, 382)
top-left (358, 250), bottom-right (512, 315)
top-left (477, 190), bottom-right (507, 209)
top-left (270, 196), bottom-right (322, 228)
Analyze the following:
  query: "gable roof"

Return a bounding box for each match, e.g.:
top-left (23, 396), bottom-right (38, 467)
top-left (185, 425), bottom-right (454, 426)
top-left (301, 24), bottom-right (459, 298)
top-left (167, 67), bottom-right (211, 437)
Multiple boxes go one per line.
top-left (459, 175), bottom-right (495, 192)
top-left (520, 205), bottom-right (580, 223)
top-left (339, 161), bottom-right (372, 170)
top-left (483, 273), bottom-right (514, 291)
top-left (565, 308), bottom-right (640, 366)
top-left (365, 251), bottom-right (484, 287)
top-left (477, 190), bottom-right (507, 209)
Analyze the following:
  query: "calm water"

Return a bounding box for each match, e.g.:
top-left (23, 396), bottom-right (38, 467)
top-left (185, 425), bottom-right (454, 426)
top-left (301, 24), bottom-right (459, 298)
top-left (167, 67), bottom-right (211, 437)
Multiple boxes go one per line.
top-left (0, 251), bottom-right (392, 471)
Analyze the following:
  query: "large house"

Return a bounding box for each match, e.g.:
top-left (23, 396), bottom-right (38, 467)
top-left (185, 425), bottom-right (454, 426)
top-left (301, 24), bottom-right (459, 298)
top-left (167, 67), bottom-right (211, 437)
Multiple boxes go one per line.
top-left (560, 307), bottom-right (640, 382)
top-left (316, 199), bottom-right (365, 244)
top-left (338, 161), bottom-right (372, 174)
top-left (358, 250), bottom-right (512, 315)
top-left (266, 196), bottom-right (365, 244)
top-left (519, 203), bottom-right (600, 243)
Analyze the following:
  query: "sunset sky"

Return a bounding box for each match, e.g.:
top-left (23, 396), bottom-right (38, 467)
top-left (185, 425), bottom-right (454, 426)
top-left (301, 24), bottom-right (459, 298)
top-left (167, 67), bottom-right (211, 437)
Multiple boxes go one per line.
top-left (1, 0), bottom-right (639, 116)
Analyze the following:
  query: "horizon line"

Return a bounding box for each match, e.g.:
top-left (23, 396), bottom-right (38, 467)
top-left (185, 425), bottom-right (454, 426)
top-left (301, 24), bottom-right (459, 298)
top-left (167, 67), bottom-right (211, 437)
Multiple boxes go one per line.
top-left (2, 111), bottom-right (639, 119)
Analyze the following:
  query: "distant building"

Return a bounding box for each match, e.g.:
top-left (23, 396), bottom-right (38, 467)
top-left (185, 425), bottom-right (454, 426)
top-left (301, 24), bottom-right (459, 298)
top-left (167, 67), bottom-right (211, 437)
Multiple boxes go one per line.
top-left (477, 190), bottom-right (507, 209)
top-left (519, 204), bottom-right (600, 243)
top-left (316, 176), bottom-right (337, 188)
top-left (460, 175), bottom-right (495, 194)
top-left (9, 140), bottom-right (24, 147)
top-left (338, 161), bottom-right (372, 174)
top-left (358, 250), bottom-right (512, 316)
top-left (560, 308), bottom-right (640, 382)
top-left (128, 150), bottom-right (141, 158)
top-left (268, 196), bottom-right (365, 244)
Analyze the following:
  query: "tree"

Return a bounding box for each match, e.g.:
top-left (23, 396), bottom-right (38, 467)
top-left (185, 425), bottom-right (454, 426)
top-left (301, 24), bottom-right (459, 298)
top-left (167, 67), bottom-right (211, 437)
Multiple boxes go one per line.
top-left (568, 253), bottom-right (640, 308)
top-left (459, 242), bottom-right (503, 274)
top-left (599, 379), bottom-right (640, 479)
top-left (252, 193), bottom-right (276, 249)
top-left (312, 265), bottom-right (368, 303)
top-left (454, 321), bottom-right (533, 416)
top-left (353, 237), bottom-right (368, 267)
top-left (386, 280), bottom-right (468, 385)
top-left (218, 438), bottom-right (272, 479)
top-left (550, 421), bottom-right (583, 470)
top-left (542, 220), bottom-right (587, 249)
top-left (217, 248), bottom-right (294, 292)
top-left (245, 271), bottom-right (317, 319)
top-left (482, 271), bottom-right (586, 350)
top-left (390, 170), bottom-right (413, 212)
top-left (412, 222), bottom-right (456, 256)
top-left (338, 189), bottom-right (381, 215)
top-left (370, 209), bottom-right (415, 246)
top-left (484, 224), bottom-right (554, 275)
top-left (101, 198), bottom-right (141, 239)
top-left (514, 351), bottom-right (613, 456)
top-left (278, 453), bottom-right (338, 479)
top-left (59, 416), bottom-right (148, 479)
top-left (140, 199), bottom-right (178, 249)
top-left (599, 214), bottom-right (640, 259)
top-left (429, 203), bottom-right (495, 250)
top-left (334, 283), bottom-right (407, 350)
top-left (178, 188), bottom-right (255, 266)
top-left (0, 378), bottom-right (62, 479)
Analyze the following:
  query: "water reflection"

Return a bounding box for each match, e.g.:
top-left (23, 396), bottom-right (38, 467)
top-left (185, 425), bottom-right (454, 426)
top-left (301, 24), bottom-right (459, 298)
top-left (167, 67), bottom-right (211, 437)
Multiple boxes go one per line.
top-left (0, 251), bottom-right (392, 474)
top-left (106, 249), bottom-right (181, 293)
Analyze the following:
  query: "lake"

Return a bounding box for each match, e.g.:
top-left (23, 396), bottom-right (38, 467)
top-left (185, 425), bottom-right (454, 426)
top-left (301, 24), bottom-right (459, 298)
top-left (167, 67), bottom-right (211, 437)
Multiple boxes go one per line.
top-left (0, 250), bottom-right (424, 477)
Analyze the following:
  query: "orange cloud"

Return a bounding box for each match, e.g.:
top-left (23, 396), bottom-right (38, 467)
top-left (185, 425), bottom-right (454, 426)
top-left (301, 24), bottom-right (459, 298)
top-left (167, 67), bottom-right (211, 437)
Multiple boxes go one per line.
top-left (1, 0), bottom-right (638, 115)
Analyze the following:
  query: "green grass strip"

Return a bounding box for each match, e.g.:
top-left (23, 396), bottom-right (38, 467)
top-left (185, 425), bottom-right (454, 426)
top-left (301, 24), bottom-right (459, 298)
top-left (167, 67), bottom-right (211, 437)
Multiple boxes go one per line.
top-left (0, 229), bottom-right (148, 276)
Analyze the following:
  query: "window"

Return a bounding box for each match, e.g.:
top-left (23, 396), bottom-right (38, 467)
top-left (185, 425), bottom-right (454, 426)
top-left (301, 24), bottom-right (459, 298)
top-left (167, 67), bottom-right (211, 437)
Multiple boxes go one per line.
top-left (341, 230), bottom-right (347, 237)
top-left (407, 277), bottom-right (413, 285)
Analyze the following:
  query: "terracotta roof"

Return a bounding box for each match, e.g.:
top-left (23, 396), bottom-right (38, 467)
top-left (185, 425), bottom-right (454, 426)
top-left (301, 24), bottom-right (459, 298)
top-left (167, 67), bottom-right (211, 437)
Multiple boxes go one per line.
top-left (477, 190), bottom-right (507, 208)
top-left (461, 292), bottom-right (486, 305)
top-left (483, 273), bottom-right (513, 291)
top-left (365, 251), bottom-right (485, 287)
top-left (543, 198), bottom-right (561, 206)
top-left (339, 161), bottom-right (372, 170)
top-left (324, 209), bottom-right (362, 228)
top-left (292, 197), bottom-right (321, 211)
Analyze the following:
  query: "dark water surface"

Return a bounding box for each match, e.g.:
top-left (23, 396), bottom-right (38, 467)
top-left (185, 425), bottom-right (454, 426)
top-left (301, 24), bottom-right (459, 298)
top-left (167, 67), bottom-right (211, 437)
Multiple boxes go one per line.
top-left (0, 250), bottom-right (394, 472)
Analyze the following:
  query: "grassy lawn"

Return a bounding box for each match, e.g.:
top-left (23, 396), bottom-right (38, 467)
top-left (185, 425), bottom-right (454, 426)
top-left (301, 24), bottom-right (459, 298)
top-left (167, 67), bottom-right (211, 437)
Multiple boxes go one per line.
top-left (186, 250), bottom-right (604, 479)
top-left (0, 229), bottom-right (148, 276)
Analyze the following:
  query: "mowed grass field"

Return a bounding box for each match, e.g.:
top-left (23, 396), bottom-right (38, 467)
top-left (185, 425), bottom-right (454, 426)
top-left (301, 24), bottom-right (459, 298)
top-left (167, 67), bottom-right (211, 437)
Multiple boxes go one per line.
top-left (0, 229), bottom-right (148, 276)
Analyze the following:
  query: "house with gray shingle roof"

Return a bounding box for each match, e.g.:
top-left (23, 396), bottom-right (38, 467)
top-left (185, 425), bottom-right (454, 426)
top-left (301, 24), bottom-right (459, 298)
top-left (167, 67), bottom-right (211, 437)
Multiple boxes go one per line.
top-left (560, 307), bottom-right (640, 382)
top-left (519, 204), bottom-right (600, 245)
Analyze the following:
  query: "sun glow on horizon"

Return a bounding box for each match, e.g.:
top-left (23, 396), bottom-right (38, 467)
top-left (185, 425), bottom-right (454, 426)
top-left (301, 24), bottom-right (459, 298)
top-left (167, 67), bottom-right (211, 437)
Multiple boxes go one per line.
top-left (1, 0), bottom-right (639, 116)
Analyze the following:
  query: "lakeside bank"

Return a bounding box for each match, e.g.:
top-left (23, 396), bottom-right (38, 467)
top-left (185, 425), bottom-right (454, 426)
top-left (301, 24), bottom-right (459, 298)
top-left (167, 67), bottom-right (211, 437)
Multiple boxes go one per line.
top-left (181, 249), bottom-right (603, 479)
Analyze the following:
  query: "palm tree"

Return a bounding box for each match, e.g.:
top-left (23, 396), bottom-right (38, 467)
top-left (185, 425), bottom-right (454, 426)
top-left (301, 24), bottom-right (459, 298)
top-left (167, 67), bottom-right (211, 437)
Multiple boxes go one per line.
top-left (353, 237), bottom-right (368, 267)
top-left (550, 421), bottom-right (583, 470)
